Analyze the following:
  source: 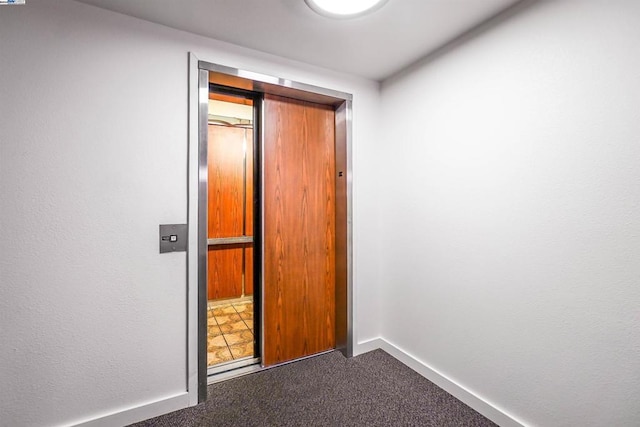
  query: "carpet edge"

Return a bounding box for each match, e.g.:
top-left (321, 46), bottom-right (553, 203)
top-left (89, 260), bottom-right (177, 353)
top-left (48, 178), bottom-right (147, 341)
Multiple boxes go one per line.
top-left (357, 338), bottom-right (529, 427)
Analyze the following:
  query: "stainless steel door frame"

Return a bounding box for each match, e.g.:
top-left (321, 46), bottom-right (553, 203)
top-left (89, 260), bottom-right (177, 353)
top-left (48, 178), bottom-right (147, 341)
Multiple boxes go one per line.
top-left (190, 56), bottom-right (353, 402)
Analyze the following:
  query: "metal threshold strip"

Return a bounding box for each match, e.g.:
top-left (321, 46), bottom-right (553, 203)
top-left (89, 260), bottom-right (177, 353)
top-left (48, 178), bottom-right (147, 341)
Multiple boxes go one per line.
top-left (206, 350), bottom-right (337, 385)
top-left (207, 361), bottom-right (262, 385)
top-left (207, 357), bottom-right (260, 376)
top-left (207, 236), bottom-right (254, 246)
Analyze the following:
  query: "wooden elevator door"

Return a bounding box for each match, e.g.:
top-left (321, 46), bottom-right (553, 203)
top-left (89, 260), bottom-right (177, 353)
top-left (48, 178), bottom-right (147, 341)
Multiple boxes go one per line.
top-left (263, 94), bottom-right (336, 366)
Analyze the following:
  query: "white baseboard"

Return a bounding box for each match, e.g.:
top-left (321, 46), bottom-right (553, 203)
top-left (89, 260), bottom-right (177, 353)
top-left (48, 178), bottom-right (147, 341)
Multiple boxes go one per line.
top-left (70, 392), bottom-right (191, 427)
top-left (354, 336), bottom-right (384, 355)
top-left (70, 340), bottom-right (525, 427)
top-left (356, 337), bottom-right (526, 427)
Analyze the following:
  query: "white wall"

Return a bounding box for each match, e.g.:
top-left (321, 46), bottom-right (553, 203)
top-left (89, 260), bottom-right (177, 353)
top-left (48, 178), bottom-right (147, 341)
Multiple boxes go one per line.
top-left (379, 1), bottom-right (640, 426)
top-left (0, 1), bottom-right (380, 425)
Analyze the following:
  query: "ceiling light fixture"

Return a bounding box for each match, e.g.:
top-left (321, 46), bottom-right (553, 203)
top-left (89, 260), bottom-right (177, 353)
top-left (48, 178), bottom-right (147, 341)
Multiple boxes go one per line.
top-left (304, 0), bottom-right (388, 19)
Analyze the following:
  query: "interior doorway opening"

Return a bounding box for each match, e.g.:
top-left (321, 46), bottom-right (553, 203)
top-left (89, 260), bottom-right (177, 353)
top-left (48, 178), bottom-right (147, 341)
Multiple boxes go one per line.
top-left (206, 91), bottom-right (261, 375)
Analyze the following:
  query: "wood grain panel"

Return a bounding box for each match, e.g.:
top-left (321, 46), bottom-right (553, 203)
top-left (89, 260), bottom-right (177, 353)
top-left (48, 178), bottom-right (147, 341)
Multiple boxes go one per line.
top-left (208, 125), bottom-right (245, 239)
top-left (245, 128), bottom-right (254, 296)
top-left (209, 72), bottom-right (254, 91)
top-left (208, 247), bottom-right (242, 300)
top-left (209, 91), bottom-right (253, 106)
top-left (207, 124), bottom-right (252, 300)
top-left (245, 247), bottom-right (254, 296)
top-left (245, 128), bottom-right (254, 238)
top-left (263, 94), bottom-right (336, 366)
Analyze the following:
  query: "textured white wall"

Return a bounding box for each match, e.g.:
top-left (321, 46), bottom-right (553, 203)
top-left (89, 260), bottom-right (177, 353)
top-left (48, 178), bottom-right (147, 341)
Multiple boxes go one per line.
top-left (0, 1), bottom-right (380, 425)
top-left (379, 1), bottom-right (640, 426)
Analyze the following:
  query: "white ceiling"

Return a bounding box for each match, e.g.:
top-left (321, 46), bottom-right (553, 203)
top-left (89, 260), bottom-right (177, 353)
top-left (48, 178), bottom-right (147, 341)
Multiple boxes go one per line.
top-left (74, 0), bottom-right (520, 81)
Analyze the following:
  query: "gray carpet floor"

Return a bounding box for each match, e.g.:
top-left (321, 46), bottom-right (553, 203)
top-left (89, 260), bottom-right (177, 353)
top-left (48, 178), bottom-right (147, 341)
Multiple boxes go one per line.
top-left (130, 349), bottom-right (497, 426)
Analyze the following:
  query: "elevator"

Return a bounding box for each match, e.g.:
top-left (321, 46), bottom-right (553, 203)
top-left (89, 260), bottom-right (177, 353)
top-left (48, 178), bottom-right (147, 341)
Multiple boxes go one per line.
top-left (195, 61), bottom-right (352, 396)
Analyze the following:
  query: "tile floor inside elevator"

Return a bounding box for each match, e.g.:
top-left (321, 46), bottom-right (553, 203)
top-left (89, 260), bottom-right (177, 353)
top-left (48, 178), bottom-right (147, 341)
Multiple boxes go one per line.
top-left (207, 300), bottom-right (254, 366)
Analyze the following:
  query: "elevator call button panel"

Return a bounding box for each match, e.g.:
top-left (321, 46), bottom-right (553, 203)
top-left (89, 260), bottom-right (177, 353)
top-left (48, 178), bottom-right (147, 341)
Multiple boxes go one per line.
top-left (159, 224), bottom-right (187, 253)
